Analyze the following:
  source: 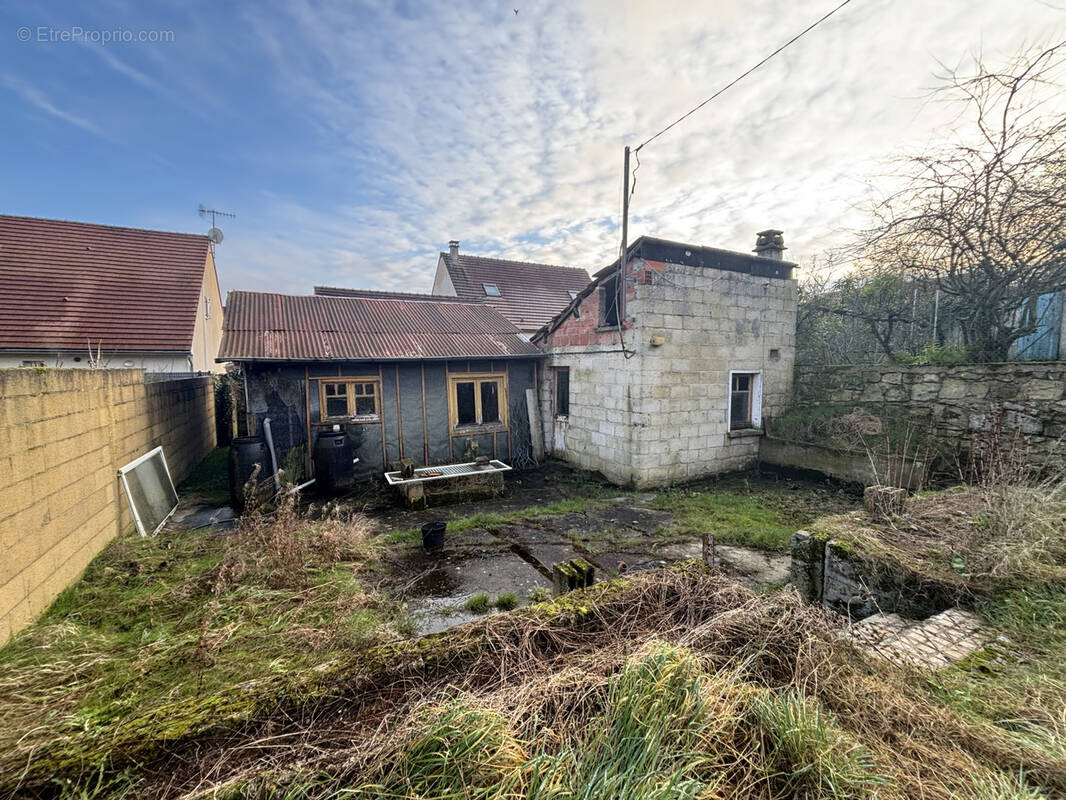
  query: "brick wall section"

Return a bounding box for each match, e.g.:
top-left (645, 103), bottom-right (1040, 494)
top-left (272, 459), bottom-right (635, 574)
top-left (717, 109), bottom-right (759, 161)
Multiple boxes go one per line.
top-left (0, 369), bottom-right (215, 642)
top-left (542, 258), bottom-right (797, 487)
top-left (791, 363), bottom-right (1066, 460)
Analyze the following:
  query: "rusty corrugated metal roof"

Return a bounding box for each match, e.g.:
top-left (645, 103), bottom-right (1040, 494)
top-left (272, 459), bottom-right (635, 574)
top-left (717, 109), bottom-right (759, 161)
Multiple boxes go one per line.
top-left (218, 291), bottom-right (543, 362)
top-left (0, 215), bottom-right (211, 353)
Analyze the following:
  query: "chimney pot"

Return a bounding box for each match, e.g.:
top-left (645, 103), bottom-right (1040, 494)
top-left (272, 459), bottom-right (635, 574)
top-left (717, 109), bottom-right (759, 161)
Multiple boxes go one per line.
top-left (448, 240), bottom-right (460, 257)
top-left (754, 229), bottom-right (786, 260)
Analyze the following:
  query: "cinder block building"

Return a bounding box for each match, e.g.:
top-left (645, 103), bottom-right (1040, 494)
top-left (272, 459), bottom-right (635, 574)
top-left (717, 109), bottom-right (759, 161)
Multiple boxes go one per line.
top-left (532, 232), bottom-right (797, 488)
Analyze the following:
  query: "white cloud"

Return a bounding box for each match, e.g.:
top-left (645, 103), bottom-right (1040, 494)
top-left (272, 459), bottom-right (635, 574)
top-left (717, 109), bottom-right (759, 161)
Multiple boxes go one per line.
top-left (1, 74), bottom-right (109, 139)
top-left (9, 0), bottom-right (1060, 296)
top-left (210, 0), bottom-right (1062, 297)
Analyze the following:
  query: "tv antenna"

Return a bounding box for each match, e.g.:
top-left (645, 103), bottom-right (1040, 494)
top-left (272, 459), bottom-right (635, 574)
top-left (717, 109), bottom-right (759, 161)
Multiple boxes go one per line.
top-left (197, 204), bottom-right (235, 245)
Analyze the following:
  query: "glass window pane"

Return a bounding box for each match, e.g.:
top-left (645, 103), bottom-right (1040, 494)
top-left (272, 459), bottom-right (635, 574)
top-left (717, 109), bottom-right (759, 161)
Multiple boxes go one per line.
top-left (730, 391), bottom-right (750, 426)
top-left (355, 396), bottom-right (375, 416)
top-left (556, 370), bottom-right (569, 417)
top-left (456, 382), bottom-right (476, 425)
top-left (325, 382), bottom-right (342, 396)
top-left (480, 381), bottom-right (500, 423)
top-left (363, 383), bottom-right (375, 395)
top-left (326, 396), bottom-right (348, 417)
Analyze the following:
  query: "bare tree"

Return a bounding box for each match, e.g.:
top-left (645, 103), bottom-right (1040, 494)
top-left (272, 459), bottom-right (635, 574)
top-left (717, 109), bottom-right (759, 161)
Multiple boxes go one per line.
top-left (797, 255), bottom-right (932, 364)
top-left (863, 42), bottom-right (1066, 361)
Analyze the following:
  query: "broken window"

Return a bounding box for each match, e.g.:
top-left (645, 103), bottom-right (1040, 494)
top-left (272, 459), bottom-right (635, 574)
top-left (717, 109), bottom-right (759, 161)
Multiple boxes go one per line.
top-left (555, 367), bottom-right (570, 417)
top-left (456, 381), bottom-right (477, 425)
top-left (320, 378), bottom-right (380, 421)
top-left (449, 372), bottom-right (508, 430)
top-left (480, 381), bottom-right (500, 423)
top-left (600, 273), bottom-right (621, 327)
top-left (729, 372), bottom-right (762, 430)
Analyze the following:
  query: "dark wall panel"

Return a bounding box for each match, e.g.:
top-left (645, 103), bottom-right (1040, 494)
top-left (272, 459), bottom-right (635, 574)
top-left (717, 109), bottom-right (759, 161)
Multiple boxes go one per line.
top-left (398, 364), bottom-right (427, 464)
top-left (380, 364), bottom-right (401, 465)
top-left (424, 363), bottom-right (450, 463)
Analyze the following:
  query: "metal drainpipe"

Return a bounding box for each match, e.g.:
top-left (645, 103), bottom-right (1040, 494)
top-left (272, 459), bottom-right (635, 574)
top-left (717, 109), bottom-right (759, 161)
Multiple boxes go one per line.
top-left (262, 417), bottom-right (281, 490)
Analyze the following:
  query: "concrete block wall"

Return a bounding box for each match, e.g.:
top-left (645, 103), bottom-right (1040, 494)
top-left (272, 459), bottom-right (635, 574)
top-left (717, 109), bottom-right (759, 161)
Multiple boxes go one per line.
top-left (539, 348), bottom-right (641, 486)
top-left (0, 369), bottom-right (216, 642)
top-left (542, 257), bottom-right (797, 487)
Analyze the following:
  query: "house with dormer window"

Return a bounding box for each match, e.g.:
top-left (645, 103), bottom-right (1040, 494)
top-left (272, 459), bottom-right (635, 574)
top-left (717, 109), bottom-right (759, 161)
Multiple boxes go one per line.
top-left (429, 241), bottom-right (591, 335)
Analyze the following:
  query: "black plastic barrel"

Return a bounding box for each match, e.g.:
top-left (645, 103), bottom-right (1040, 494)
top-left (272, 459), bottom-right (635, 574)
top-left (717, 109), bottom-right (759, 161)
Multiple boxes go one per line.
top-left (229, 436), bottom-right (269, 513)
top-left (422, 521), bottom-right (446, 552)
top-left (313, 430), bottom-right (354, 495)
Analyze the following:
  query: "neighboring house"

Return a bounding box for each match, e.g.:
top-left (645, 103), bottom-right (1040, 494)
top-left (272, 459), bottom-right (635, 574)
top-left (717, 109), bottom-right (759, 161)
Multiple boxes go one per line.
top-left (430, 241), bottom-right (591, 335)
top-left (533, 232), bottom-right (798, 489)
top-left (0, 215), bottom-right (224, 373)
top-left (217, 290), bottom-right (544, 480)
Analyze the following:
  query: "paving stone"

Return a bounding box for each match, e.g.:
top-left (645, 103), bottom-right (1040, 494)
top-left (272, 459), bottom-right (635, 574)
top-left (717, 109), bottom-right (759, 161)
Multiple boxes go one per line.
top-left (848, 608), bottom-right (990, 670)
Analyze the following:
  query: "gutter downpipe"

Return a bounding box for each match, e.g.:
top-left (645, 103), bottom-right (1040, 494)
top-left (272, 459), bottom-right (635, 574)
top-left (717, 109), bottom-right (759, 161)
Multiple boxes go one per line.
top-left (262, 417), bottom-right (282, 490)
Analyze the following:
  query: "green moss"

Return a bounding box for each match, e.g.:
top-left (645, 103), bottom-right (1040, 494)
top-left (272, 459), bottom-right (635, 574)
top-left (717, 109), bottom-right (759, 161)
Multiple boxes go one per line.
top-left (654, 490), bottom-right (798, 551)
top-left (494, 592), bottom-right (519, 611)
top-left (465, 592), bottom-right (492, 613)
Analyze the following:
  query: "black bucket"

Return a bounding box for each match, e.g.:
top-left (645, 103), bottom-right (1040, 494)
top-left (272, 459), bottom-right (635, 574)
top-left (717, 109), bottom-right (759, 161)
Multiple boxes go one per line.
top-left (421, 521), bottom-right (446, 552)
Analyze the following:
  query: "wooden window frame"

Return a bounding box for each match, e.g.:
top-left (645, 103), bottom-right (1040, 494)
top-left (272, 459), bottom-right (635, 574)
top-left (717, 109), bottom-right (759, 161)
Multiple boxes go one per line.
top-left (553, 366), bottom-right (570, 418)
top-left (447, 371), bottom-right (509, 433)
top-left (727, 370), bottom-right (763, 431)
top-left (319, 377), bottom-right (381, 423)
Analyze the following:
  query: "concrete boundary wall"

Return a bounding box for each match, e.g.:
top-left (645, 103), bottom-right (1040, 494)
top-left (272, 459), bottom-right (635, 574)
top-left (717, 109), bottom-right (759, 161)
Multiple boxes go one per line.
top-left (0, 369), bottom-right (216, 642)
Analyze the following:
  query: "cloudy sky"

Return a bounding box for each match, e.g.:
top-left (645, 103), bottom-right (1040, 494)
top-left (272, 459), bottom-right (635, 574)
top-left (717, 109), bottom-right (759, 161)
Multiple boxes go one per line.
top-left (0, 0), bottom-right (1062, 296)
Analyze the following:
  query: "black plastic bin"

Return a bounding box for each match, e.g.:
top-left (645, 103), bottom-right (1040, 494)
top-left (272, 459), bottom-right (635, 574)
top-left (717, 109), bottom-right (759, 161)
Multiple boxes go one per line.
top-left (313, 430), bottom-right (355, 495)
top-left (228, 436), bottom-right (269, 514)
top-left (421, 521), bottom-right (446, 552)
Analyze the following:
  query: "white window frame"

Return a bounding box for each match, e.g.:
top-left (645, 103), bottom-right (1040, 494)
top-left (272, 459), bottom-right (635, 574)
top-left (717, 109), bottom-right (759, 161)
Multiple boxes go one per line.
top-left (483, 283), bottom-right (502, 297)
top-left (727, 370), bottom-right (763, 431)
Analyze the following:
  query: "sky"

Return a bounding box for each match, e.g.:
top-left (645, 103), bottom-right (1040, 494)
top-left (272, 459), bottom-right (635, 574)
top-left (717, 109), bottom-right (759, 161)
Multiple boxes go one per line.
top-left (0, 0), bottom-right (1062, 297)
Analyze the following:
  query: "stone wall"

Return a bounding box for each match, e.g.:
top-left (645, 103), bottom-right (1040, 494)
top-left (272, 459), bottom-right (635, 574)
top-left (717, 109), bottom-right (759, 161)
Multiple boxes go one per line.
top-left (790, 363), bottom-right (1066, 463)
top-left (542, 257), bottom-right (797, 487)
top-left (0, 369), bottom-right (216, 642)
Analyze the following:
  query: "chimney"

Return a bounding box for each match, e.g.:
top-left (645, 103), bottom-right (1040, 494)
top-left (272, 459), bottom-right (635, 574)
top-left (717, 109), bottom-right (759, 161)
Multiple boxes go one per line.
top-left (448, 240), bottom-right (460, 257)
top-left (753, 229), bottom-right (786, 260)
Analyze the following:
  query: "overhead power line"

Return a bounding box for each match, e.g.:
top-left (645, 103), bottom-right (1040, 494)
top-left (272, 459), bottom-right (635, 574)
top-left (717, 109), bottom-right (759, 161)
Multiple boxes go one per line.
top-left (634, 0), bottom-right (855, 153)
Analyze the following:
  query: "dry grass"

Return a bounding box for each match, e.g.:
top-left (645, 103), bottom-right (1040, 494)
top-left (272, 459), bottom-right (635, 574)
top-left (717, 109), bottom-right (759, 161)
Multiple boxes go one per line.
top-left (0, 490), bottom-right (403, 777)
top-left (11, 564), bottom-right (1062, 800)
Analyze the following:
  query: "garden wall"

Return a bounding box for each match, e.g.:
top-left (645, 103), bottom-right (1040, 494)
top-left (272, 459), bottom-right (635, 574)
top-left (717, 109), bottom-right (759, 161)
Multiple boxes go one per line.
top-left (785, 362), bottom-right (1066, 465)
top-left (0, 369), bottom-right (216, 642)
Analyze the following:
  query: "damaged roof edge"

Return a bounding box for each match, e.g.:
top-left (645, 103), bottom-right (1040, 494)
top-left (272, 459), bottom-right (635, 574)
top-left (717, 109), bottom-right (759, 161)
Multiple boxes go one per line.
top-left (532, 235), bottom-right (798, 343)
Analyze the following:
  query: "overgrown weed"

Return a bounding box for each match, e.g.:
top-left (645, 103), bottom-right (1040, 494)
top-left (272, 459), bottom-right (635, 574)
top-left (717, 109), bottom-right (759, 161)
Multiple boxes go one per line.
top-left (0, 484), bottom-right (400, 763)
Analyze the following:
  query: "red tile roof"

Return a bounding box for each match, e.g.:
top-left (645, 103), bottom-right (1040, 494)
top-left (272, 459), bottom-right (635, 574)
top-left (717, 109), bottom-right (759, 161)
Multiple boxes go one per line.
top-left (219, 291), bottom-right (543, 362)
top-left (0, 215), bottom-right (211, 353)
top-left (441, 253), bottom-right (591, 331)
